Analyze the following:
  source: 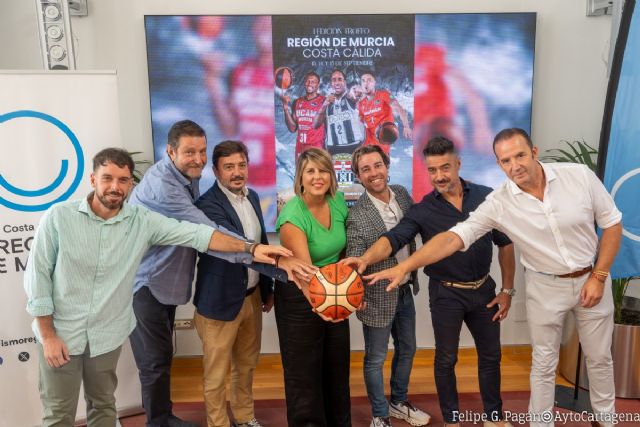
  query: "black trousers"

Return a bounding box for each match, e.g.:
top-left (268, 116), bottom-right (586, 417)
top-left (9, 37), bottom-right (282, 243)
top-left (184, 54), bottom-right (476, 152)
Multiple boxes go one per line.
top-left (274, 280), bottom-right (352, 427)
top-left (130, 286), bottom-right (177, 427)
top-left (429, 277), bottom-right (503, 423)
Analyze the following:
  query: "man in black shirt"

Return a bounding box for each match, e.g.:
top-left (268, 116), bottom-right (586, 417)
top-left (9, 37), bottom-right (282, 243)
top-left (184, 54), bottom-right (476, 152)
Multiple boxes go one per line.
top-left (343, 137), bottom-right (515, 427)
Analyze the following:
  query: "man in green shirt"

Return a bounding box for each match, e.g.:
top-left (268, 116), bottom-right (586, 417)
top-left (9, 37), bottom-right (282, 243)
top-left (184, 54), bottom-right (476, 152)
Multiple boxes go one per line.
top-left (24, 148), bottom-right (295, 427)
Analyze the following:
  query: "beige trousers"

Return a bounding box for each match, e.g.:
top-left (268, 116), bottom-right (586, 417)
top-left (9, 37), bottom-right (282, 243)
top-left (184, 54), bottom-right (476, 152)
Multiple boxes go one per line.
top-left (194, 290), bottom-right (262, 427)
top-left (525, 269), bottom-right (615, 427)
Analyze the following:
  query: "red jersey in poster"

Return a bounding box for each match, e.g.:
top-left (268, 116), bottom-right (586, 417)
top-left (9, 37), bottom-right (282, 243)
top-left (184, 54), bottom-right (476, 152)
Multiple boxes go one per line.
top-left (230, 58), bottom-right (276, 187)
top-left (358, 89), bottom-right (395, 154)
top-left (292, 95), bottom-right (326, 157)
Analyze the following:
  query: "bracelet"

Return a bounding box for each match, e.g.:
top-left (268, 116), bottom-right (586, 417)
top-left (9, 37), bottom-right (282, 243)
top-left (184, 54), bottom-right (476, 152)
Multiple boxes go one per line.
top-left (275, 254), bottom-right (281, 269)
top-left (590, 271), bottom-right (606, 283)
top-left (250, 243), bottom-right (259, 256)
top-left (593, 269), bottom-right (609, 278)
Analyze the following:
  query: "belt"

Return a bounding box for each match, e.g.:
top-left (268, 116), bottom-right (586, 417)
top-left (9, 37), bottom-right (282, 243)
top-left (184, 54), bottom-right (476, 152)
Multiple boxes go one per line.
top-left (246, 286), bottom-right (257, 297)
top-left (440, 273), bottom-right (489, 290)
top-left (557, 266), bottom-right (592, 278)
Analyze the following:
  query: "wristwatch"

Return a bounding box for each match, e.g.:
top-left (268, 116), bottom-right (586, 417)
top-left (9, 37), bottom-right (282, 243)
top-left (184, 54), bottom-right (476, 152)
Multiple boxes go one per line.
top-left (500, 288), bottom-right (516, 297)
top-left (243, 241), bottom-right (259, 255)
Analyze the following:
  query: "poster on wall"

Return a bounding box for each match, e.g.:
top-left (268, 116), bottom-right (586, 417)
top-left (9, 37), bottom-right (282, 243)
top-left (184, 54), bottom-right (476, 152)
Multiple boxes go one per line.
top-left (144, 13), bottom-right (536, 230)
top-left (272, 14), bottom-right (414, 206)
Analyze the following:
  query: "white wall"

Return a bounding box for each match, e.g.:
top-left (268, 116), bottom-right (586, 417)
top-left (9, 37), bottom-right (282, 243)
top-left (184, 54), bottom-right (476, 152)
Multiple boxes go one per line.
top-left (2, 0), bottom-right (614, 354)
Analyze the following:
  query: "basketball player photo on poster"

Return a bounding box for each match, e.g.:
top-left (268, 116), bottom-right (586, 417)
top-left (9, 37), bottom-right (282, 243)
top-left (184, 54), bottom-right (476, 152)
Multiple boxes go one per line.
top-left (411, 13), bottom-right (536, 201)
top-left (271, 15), bottom-right (415, 209)
top-left (145, 15), bottom-right (279, 229)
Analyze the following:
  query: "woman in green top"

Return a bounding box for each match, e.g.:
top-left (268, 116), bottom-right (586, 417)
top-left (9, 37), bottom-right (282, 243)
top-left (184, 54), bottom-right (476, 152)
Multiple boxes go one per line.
top-left (275, 147), bottom-right (351, 426)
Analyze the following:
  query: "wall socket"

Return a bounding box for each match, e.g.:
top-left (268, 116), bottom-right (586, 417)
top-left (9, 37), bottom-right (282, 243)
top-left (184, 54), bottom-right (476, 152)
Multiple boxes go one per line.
top-left (174, 319), bottom-right (194, 330)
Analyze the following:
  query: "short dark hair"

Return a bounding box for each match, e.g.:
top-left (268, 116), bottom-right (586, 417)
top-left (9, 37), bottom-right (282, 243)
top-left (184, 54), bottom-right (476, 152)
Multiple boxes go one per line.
top-left (422, 136), bottom-right (457, 157)
top-left (351, 145), bottom-right (389, 176)
top-left (167, 120), bottom-right (206, 149)
top-left (212, 140), bottom-right (249, 169)
top-left (492, 128), bottom-right (533, 152)
top-left (304, 71), bottom-right (320, 83)
top-left (92, 148), bottom-right (134, 175)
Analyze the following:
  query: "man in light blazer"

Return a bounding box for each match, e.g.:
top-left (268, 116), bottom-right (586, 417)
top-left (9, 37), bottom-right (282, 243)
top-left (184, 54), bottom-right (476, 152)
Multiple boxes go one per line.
top-left (346, 145), bottom-right (430, 427)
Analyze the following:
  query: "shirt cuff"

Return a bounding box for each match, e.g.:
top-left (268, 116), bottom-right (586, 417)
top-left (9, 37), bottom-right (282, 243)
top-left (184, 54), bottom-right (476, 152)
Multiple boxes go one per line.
top-left (597, 211), bottom-right (622, 230)
top-left (194, 224), bottom-right (216, 252)
top-left (449, 225), bottom-right (472, 252)
top-left (26, 299), bottom-right (54, 317)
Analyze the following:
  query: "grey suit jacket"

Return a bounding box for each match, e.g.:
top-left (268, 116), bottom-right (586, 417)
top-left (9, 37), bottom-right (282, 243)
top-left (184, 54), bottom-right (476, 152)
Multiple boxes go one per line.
top-left (346, 184), bottom-right (418, 328)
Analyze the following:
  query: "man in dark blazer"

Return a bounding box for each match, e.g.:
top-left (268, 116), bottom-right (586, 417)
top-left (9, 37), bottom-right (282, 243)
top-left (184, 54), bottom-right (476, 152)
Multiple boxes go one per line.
top-left (194, 141), bottom-right (271, 427)
top-left (346, 145), bottom-right (430, 427)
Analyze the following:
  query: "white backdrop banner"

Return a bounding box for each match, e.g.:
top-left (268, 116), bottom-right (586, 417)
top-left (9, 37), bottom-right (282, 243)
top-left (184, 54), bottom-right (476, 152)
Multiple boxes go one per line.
top-left (0, 71), bottom-right (140, 427)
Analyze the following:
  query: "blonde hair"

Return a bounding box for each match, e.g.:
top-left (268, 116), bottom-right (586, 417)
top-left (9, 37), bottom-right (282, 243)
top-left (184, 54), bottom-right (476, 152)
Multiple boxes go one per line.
top-left (293, 148), bottom-right (337, 197)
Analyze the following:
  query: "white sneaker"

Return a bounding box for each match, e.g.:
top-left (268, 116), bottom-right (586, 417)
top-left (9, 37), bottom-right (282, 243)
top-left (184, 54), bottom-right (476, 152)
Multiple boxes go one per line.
top-left (389, 400), bottom-right (431, 426)
top-left (235, 419), bottom-right (263, 427)
top-left (370, 416), bottom-right (393, 427)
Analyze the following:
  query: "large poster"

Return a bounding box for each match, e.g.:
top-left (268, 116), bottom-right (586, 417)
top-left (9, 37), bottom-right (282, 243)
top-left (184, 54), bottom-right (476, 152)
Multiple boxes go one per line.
top-left (0, 72), bottom-right (139, 427)
top-left (145, 13), bottom-right (536, 230)
top-left (272, 15), bottom-right (414, 205)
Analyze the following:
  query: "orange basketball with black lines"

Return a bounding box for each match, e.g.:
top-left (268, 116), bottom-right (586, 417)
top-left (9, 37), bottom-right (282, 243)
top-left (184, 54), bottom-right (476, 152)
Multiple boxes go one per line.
top-left (274, 66), bottom-right (293, 90)
top-left (308, 262), bottom-right (364, 320)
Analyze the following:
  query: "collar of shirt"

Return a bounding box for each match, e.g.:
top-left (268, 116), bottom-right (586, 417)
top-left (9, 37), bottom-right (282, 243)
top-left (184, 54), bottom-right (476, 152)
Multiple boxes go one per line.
top-left (366, 187), bottom-right (401, 221)
top-left (217, 180), bottom-right (249, 201)
top-left (80, 192), bottom-right (133, 224)
top-left (506, 161), bottom-right (556, 196)
top-left (433, 177), bottom-right (471, 200)
top-left (162, 156), bottom-right (200, 199)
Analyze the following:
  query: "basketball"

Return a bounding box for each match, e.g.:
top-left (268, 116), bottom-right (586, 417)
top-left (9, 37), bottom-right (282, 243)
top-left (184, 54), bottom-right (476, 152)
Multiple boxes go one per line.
top-left (274, 66), bottom-right (293, 90)
top-left (308, 262), bottom-right (365, 321)
top-left (376, 122), bottom-right (399, 145)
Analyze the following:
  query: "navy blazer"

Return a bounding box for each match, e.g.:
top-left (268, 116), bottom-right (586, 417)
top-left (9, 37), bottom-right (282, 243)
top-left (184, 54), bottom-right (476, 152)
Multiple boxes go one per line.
top-left (193, 182), bottom-right (273, 321)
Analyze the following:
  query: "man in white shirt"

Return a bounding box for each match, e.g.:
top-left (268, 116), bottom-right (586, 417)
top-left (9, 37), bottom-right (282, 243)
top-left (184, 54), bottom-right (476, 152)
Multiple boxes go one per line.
top-left (193, 141), bottom-right (272, 427)
top-left (367, 128), bottom-right (622, 427)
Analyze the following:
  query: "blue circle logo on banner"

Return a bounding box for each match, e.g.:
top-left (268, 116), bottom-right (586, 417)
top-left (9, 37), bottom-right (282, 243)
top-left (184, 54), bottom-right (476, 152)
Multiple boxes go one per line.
top-left (0, 110), bottom-right (84, 212)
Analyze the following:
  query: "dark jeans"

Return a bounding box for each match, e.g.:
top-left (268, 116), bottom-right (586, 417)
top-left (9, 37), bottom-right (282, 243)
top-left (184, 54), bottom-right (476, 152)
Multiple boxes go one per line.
top-left (274, 280), bottom-right (351, 427)
top-left (429, 277), bottom-right (503, 423)
top-left (130, 286), bottom-right (177, 427)
top-left (362, 284), bottom-right (416, 417)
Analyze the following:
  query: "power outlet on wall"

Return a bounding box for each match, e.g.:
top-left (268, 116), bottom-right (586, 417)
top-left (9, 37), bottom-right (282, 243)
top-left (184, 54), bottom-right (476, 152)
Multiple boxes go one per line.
top-left (174, 319), bottom-right (194, 330)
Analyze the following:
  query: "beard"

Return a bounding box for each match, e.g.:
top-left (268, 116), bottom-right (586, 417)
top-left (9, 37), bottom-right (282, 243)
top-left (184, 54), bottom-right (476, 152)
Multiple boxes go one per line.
top-left (96, 190), bottom-right (125, 210)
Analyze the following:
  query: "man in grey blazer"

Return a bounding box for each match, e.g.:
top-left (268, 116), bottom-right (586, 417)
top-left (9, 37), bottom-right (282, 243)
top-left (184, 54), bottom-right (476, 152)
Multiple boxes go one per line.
top-left (346, 145), bottom-right (431, 427)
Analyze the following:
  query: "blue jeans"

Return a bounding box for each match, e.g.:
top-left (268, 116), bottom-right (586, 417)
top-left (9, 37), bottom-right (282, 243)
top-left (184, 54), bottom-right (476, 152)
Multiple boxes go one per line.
top-left (429, 277), bottom-right (503, 423)
top-left (363, 284), bottom-right (417, 417)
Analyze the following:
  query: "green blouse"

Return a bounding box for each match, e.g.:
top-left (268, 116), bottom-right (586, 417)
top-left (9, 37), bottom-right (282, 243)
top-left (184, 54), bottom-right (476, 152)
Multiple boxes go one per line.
top-left (276, 192), bottom-right (348, 267)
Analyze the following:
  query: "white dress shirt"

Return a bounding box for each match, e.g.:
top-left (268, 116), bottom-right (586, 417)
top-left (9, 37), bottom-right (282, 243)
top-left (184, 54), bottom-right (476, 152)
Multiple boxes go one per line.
top-left (367, 188), bottom-right (411, 284)
top-left (451, 162), bottom-right (622, 275)
top-left (218, 181), bottom-right (262, 289)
